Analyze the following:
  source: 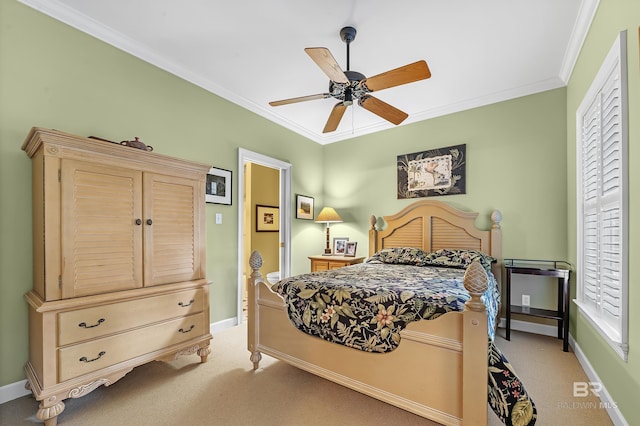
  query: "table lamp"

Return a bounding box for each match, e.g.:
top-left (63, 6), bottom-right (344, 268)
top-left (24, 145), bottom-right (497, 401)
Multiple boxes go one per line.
top-left (315, 207), bottom-right (343, 255)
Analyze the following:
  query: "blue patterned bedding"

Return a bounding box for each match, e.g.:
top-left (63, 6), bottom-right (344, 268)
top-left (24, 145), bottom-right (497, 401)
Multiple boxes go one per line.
top-left (272, 247), bottom-right (536, 425)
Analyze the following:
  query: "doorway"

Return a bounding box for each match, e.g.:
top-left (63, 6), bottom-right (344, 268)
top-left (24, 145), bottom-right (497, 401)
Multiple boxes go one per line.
top-left (237, 148), bottom-right (291, 325)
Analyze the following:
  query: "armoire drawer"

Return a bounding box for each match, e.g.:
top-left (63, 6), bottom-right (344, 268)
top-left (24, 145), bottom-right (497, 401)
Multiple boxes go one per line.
top-left (58, 312), bottom-right (206, 382)
top-left (58, 288), bottom-right (204, 346)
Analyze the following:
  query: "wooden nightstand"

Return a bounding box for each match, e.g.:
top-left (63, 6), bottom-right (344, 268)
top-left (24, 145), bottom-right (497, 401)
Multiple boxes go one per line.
top-left (309, 255), bottom-right (365, 272)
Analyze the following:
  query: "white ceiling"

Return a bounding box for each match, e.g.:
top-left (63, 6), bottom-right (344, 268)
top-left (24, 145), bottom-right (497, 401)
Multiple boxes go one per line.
top-left (20, 0), bottom-right (598, 145)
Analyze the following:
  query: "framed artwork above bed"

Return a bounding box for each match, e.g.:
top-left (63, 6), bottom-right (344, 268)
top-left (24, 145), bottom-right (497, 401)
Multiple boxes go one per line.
top-left (396, 144), bottom-right (466, 199)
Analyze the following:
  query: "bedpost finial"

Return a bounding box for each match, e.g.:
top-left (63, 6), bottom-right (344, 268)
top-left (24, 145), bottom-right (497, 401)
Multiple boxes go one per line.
top-left (490, 210), bottom-right (502, 229)
top-left (463, 261), bottom-right (489, 311)
top-left (249, 250), bottom-right (263, 272)
top-left (370, 215), bottom-right (377, 230)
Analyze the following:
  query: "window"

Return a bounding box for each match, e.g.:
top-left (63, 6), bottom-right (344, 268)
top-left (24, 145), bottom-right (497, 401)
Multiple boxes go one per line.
top-left (575, 31), bottom-right (628, 361)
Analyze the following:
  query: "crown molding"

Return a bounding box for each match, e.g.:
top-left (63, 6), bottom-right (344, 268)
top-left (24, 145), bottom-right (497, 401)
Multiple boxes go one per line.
top-left (559, 0), bottom-right (600, 83)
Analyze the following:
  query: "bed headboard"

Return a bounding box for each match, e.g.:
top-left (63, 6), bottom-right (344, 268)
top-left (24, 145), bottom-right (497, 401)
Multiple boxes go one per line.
top-left (368, 200), bottom-right (503, 282)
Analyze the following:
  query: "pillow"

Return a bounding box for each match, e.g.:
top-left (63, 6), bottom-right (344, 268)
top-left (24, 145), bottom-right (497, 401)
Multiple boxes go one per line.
top-left (366, 247), bottom-right (430, 266)
top-left (424, 248), bottom-right (496, 272)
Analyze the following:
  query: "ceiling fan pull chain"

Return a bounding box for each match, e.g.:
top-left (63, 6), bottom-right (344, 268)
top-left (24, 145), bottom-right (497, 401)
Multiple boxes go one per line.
top-left (351, 104), bottom-right (355, 135)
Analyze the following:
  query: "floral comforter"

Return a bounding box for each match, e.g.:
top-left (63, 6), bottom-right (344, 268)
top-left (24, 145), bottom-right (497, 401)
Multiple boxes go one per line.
top-left (272, 248), bottom-right (537, 425)
top-left (273, 262), bottom-right (499, 352)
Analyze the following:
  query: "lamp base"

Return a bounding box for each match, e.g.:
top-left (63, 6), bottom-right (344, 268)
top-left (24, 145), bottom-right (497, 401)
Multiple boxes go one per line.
top-left (323, 225), bottom-right (332, 256)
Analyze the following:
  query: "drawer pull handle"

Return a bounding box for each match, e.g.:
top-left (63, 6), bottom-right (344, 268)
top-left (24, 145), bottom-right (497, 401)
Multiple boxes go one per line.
top-left (78, 318), bottom-right (105, 328)
top-left (79, 351), bottom-right (106, 363)
top-left (179, 325), bottom-right (195, 333)
top-left (178, 299), bottom-right (195, 308)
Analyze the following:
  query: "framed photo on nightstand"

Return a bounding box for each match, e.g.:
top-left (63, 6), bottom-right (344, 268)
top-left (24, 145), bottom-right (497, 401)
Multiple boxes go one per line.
top-left (333, 237), bottom-right (348, 255)
top-left (344, 242), bottom-right (358, 257)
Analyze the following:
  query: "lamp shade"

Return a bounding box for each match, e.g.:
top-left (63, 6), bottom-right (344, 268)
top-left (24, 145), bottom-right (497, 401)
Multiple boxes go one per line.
top-left (315, 207), bottom-right (343, 223)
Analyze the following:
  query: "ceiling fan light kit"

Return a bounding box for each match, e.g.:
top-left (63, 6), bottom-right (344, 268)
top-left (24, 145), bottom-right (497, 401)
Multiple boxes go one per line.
top-left (270, 26), bottom-right (431, 133)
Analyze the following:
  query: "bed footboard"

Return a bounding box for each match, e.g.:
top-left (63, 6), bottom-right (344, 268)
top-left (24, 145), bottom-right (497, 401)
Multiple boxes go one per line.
top-left (247, 250), bottom-right (489, 425)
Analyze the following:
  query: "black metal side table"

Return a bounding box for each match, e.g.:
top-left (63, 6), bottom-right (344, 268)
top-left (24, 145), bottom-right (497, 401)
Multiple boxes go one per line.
top-left (504, 259), bottom-right (572, 352)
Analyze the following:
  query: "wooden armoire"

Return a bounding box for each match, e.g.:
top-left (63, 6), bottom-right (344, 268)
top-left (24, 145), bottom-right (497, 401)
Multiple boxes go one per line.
top-left (21, 127), bottom-right (212, 426)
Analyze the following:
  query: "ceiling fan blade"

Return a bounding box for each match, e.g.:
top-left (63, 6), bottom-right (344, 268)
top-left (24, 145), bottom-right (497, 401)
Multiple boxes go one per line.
top-left (358, 95), bottom-right (408, 125)
top-left (269, 93), bottom-right (331, 107)
top-left (323, 102), bottom-right (348, 133)
top-left (305, 47), bottom-right (349, 83)
top-left (363, 60), bottom-right (431, 92)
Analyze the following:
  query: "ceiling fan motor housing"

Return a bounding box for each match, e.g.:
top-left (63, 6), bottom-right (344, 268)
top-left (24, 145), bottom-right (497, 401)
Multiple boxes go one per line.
top-left (328, 71), bottom-right (367, 104)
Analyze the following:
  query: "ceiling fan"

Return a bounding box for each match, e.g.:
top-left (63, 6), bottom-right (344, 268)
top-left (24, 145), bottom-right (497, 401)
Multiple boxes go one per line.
top-left (269, 26), bottom-right (431, 133)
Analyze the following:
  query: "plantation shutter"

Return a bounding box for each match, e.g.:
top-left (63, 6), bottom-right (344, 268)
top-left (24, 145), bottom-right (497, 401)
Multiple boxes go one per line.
top-left (580, 98), bottom-right (599, 312)
top-left (576, 30), bottom-right (628, 360)
top-left (598, 68), bottom-right (623, 339)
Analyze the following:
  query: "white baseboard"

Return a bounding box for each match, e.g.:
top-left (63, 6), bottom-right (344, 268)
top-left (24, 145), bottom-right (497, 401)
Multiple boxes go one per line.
top-left (569, 335), bottom-right (629, 426)
top-left (497, 317), bottom-right (560, 337)
top-left (0, 379), bottom-right (31, 405)
top-left (210, 317), bottom-right (237, 334)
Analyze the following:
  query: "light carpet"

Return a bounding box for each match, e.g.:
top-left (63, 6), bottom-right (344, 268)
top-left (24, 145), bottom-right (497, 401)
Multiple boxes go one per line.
top-left (0, 325), bottom-right (613, 425)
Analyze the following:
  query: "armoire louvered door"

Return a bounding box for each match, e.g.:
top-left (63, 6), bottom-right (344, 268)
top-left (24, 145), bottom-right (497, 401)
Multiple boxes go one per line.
top-left (143, 172), bottom-right (204, 287)
top-left (61, 160), bottom-right (143, 298)
top-left (60, 161), bottom-right (205, 298)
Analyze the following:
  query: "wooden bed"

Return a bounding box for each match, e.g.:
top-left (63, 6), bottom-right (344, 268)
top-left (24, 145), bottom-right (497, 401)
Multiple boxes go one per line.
top-left (247, 200), bottom-right (502, 426)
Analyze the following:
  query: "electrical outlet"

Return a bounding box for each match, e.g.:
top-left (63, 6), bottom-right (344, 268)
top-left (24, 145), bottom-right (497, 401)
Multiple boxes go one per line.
top-left (215, 213), bottom-right (222, 224)
top-left (522, 294), bottom-right (531, 307)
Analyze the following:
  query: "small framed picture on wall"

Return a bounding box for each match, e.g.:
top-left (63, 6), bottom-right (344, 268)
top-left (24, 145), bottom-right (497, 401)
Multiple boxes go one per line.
top-left (206, 167), bottom-right (232, 205)
top-left (256, 205), bottom-right (279, 232)
top-left (296, 194), bottom-right (314, 220)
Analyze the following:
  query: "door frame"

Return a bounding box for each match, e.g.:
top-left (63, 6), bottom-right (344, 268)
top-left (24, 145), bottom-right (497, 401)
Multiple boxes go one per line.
top-left (237, 148), bottom-right (292, 325)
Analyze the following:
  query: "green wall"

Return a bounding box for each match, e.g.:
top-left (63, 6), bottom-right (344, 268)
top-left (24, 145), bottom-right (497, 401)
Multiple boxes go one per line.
top-left (323, 89), bottom-right (568, 262)
top-left (1, 0), bottom-right (636, 423)
top-left (0, 0), bottom-right (322, 385)
top-left (565, 1), bottom-right (640, 424)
